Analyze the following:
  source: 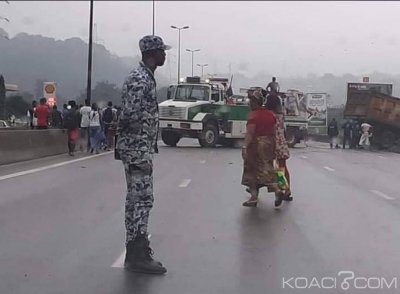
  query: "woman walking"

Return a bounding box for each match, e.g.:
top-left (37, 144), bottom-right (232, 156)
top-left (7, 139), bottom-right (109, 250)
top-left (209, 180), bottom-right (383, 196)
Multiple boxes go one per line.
top-left (266, 94), bottom-right (293, 201)
top-left (241, 90), bottom-right (283, 208)
top-left (89, 103), bottom-right (102, 154)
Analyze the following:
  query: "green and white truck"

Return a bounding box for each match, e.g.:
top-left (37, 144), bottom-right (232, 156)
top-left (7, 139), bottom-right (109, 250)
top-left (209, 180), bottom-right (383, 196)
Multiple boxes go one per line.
top-left (158, 77), bottom-right (308, 148)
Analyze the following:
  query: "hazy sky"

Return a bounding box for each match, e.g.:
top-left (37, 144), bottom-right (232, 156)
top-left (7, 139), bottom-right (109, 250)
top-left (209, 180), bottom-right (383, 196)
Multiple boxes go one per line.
top-left (2, 1), bottom-right (400, 80)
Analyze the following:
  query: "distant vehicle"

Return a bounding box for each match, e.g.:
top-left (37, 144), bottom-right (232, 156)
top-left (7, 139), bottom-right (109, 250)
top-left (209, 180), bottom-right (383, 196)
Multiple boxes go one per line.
top-left (159, 76), bottom-right (248, 148)
top-left (159, 77), bottom-right (311, 148)
top-left (0, 120), bottom-right (10, 128)
top-left (279, 90), bottom-right (310, 147)
top-left (344, 82), bottom-right (400, 149)
top-left (229, 94), bottom-right (248, 105)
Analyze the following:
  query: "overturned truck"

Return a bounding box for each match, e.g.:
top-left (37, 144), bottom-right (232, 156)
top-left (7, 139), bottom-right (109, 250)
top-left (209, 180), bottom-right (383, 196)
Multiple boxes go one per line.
top-left (344, 82), bottom-right (400, 151)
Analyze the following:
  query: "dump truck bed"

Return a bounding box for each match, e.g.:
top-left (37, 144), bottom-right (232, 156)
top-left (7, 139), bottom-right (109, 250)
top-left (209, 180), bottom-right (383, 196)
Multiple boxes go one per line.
top-left (344, 92), bottom-right (400, 128)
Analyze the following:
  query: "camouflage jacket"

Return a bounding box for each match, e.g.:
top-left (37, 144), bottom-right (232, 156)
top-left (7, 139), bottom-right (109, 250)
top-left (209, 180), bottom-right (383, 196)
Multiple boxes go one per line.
top-left (116, 61), bottom-right (158, 154)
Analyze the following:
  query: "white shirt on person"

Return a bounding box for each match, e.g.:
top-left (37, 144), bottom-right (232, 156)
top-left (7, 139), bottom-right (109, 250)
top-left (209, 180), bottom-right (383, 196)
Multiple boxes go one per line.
top-left (89, 110), bottom-right (101, 127)
top-left (80, 106), bottom-right (92, 128)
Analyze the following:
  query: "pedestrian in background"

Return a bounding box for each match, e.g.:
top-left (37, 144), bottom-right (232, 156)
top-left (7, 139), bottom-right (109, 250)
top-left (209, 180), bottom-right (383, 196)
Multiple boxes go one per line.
top-left (102, 101), bottom-right (117, 151)
top-left (89, 103), bottom-right (102, 154)
top-left (35, 97), bottom-right (50, 130)
top-left (342, 120), bottom-right (352, 149)
top-left (62, 104), bottom-right (69, 121)
top-left (116, 35), bottom-right (169, 274)
top-left (63, 100), bottom-right (80, 156)
top-left (79, 99), bottom-right (92, 152)
top-left (27, 100), bottom-right (37, 129)
top-left (266, 93), bottom-right (293, 201)
top-left (328, 118), bottom-right (340, 149)
top-left (50, 105), bottom-right (63, 128)
top-left (351, 120), bottom-right (361, 149)
top-left (266, 77), bottom-right (280, 94)
top-left (359, 121), bottom-right (372, 150)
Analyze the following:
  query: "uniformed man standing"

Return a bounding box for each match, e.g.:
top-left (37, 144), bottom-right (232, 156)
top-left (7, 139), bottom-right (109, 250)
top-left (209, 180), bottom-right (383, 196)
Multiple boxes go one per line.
top-left (116, 35), bottom-right (170, 274)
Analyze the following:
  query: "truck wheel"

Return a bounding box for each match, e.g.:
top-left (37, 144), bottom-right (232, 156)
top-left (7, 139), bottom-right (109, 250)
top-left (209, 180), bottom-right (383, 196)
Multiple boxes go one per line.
top-left (161, 130), bottom-right (180, 147)
top-left (199, 124), bottom-right (219, 148)
top-left (286, 129), bottom-right (297, 148)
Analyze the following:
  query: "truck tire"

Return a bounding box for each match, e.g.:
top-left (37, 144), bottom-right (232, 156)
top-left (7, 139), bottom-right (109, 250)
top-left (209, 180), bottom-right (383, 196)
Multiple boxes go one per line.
top-left (199, 124), bottom-right (219, 148)
top-left (161, 130), bottom-right (180, 147)
top-left (286, 129), bottom-right (297, 148)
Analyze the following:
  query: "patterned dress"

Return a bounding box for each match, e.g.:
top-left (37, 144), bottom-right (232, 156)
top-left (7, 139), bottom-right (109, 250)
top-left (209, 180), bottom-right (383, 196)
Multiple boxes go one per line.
top-left (241, 109), bottom-right (277, 189)
top-left (275, 113), bottom-right (290, 160)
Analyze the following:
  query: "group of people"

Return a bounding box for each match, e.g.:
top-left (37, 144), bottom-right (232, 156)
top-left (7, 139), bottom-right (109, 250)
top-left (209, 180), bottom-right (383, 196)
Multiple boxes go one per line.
top-left (241, 89), bottom-right (292, 208)
top-left (27, 98), bottom-right (120, 156)
top-left (64, 100), bottom-right (120, 156)
top-left (328, 118), bottom-right (372, 150)
top-left (27, 98), bottom-right (64, 129)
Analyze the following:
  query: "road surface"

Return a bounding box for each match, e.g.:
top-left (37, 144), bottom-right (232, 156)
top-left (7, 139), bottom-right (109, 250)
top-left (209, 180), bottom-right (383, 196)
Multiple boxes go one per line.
top-left (1, 140), bottom-right (400, 294)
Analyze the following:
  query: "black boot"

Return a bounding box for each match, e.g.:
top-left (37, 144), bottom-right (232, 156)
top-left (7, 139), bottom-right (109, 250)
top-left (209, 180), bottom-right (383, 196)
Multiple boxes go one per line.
top-left (124, 234), bottom-right (167, 275)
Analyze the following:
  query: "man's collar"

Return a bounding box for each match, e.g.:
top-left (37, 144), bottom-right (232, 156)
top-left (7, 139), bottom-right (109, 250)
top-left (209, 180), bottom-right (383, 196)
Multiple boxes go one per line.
top-left (139, 61), bottom-right (155, 82)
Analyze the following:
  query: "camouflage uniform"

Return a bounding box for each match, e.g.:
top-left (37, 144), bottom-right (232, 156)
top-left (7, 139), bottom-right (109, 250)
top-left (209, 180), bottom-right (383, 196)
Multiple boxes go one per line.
top-left (116, 61), bottom-right (159, 244)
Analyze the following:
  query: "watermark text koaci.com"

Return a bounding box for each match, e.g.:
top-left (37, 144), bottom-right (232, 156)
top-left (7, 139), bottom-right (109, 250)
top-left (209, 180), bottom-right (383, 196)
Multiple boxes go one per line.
top-left (283, 271), bottom-right (397, 290)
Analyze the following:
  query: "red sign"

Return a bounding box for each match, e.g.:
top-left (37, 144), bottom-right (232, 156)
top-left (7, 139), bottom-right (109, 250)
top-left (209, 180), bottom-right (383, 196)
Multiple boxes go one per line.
top-left (48, 97), bottom-right (56, 107)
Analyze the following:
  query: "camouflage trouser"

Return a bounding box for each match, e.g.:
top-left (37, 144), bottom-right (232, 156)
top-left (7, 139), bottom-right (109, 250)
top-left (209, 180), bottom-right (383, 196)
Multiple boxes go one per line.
top-left (120, 151), bottom-right (154, 244)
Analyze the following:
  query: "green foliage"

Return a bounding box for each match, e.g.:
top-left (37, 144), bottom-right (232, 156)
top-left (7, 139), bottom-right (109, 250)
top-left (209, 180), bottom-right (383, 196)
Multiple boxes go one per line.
top-left (77, 81), bottom-right (122, 106)
top-left (5, 95), bottom-right (31, 117)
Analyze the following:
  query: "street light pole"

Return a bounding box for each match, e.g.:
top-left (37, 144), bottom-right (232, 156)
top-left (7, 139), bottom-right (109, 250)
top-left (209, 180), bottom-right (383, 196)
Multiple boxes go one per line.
top-left (86, 0), bottom-right (94, 105)
top-left (152, 0), bottom-right (155, 35)
top-left (86, 0), bottom-right (93, 104)
top-left (197, 63), bottom-right (208, 77)
top-left (186, 49), bottom-right (200, 77)
top-left (170, 25), bottom-right (189, 83)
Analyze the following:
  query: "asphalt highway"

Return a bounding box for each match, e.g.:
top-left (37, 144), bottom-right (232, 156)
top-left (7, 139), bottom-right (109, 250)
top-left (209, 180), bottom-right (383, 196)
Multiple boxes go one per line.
top-left (1, 139), bottom-right (399, 294)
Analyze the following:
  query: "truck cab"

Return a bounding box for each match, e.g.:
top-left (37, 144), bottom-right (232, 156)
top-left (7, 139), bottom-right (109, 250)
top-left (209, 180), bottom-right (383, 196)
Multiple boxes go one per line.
top-left (159, 77), bottom-right (249, 147)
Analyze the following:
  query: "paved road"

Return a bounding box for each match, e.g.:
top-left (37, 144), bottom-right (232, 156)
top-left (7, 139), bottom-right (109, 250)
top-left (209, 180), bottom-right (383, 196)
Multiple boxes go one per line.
top-left (1, 140), bottom-right (400, 294)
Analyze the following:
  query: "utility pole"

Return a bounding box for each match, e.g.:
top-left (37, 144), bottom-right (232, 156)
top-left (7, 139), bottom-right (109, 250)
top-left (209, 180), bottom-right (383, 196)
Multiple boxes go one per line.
top-left (186, 48), bottom-right (200, 77)
top-left (170, 26), bottom-right (190, 83)
top-left (86, 0), bottom-right (94, 105)
top-left (152, 0), bottom-right (155, 35)
top-left (197, 63), bottom-right (208, 77)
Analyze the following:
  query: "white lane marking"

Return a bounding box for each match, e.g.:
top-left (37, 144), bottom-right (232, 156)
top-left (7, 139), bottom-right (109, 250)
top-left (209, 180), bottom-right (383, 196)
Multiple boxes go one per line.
top-left (112, 250), bottom-right (126, 268)
top-left (179, 179), bottom-right (191, 188)
top-left (200, 160), bottom-right (206, 164)
top-left (378, 155), bottom-right (386, 159)
top-left (323, 166), bottom-right (335, 172)
top-left (301, 155), bottom-right (308, 159)
top-left (0, 152), bottom-right (113, 182)
top-left (371, 190), bottom-right (395, 200)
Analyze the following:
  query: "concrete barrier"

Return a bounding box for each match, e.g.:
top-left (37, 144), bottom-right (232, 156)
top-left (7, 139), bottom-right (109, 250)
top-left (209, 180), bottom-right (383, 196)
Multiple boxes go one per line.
top-left (0, 129), bottom-right (68, 165)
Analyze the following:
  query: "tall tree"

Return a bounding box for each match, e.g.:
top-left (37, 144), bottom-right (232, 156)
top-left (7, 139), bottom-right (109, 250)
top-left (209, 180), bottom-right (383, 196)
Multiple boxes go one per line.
top-left (6, 95), bottom-right (30, 117)
top-left (78, 81), bottom-right (122, 106)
